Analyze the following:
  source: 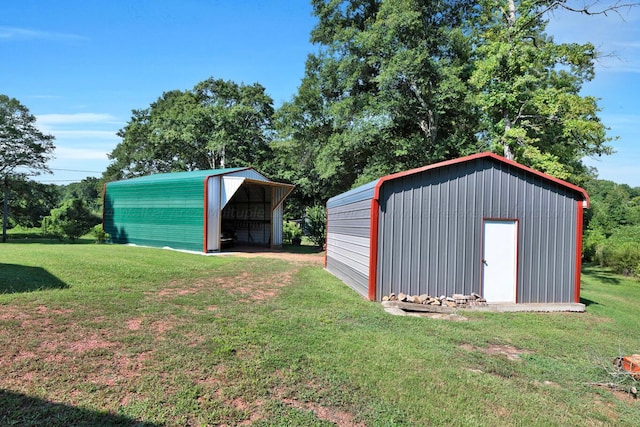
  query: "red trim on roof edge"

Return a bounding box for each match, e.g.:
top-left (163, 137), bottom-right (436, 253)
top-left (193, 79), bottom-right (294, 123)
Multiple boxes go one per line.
top-left (575, 200), bottom-right (584, 304)
top-left (371, 152), bottom-right (589, 207)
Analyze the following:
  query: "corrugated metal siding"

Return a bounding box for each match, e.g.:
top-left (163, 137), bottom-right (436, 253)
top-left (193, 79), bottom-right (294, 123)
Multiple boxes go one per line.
top-left (326, 198), bottom-right (373, 298)
top-left (221, 177), bottom-right (245, 209)
top-left (207, 176), bottom-right (221, 251)
top-left (272, 185), bottom-right (291, 211)
top-left (270, 186), bottom-right (291, 248)
top-left (104, 178), bottom-right (205, 252)
top-left (327, 180), bottom-right (376, 209)
top-left (376, 157), bottom-right (579, 303)
top-left (228, 168), bottom-right (271, 181)
top-left (272, 203), bottom-right (283, 247)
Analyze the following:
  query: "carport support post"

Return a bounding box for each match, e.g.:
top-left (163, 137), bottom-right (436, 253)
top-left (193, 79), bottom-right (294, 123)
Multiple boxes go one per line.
top-left (2, 175), bottom-right (8, 243)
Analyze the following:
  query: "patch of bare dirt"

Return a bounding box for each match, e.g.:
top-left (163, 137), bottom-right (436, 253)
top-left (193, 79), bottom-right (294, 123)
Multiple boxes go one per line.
top-left (155, 269), bottom-right (296, 303)
top-left (68, 333), bottom-right (115, 353)
top-left (226, 270), bottom-right (294, 302)
top-left (212, 391), bottom-right (363, 426)
top-left (157, 285), bottom-right (203, 297)
top-left (281, 398), bottom-right (365, 427)
top-left (590, 383), bottom-right (639, 405)
top-left (0, 306), bottom-right (28, 320)
top-left (230, 249), bottom-right (325, 265)
top-left (14, 350), bottom-right (36, 361)
top-left (151, 319), bottom-right (174, 334)
top-left (126, 318), bottom-right (142, 330)
top-left (460, 343), bottom-right (533, 360)
top-left (152, 252), bottom-right (307, 303)
top-left (36, 305), bottom-right (74, 315)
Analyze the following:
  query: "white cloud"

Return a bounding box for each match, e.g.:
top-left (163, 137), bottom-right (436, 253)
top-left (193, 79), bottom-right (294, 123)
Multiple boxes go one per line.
top-left (37, 113), bottom-right (120, 125)
top-left (55, 147), bottom-right (109, 161)
top-left (0, 26), bottom-right (86, 41)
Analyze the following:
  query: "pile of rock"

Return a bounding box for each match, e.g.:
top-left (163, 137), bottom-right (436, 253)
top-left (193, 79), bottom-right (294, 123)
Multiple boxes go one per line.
top-left (382, 292), bottom-right (487, 308)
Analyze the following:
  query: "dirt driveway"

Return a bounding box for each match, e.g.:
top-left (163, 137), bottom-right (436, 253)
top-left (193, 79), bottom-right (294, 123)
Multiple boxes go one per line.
top-left (225, 247), bottom-right (325, 265)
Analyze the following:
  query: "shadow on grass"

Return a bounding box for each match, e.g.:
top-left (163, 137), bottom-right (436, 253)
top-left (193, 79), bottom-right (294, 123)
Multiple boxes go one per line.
top-left (281, 243), bottom-right (324, 254)
top-left (0, 264), bottom-right (68, 294)
top-left (224, 243), bottom-right (324, 255)
top-left (0, 389), bottom-right (160, 427)
top-left (2, 237), bottom-right (94, 245)
top-left (582, 265), bottom-right (622, 286)
top-left (580, 297), bottom-right (598, 307)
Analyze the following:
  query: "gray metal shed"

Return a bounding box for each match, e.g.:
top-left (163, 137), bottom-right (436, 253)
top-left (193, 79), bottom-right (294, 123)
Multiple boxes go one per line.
top-left (325, 152), bottom-right (589, 304)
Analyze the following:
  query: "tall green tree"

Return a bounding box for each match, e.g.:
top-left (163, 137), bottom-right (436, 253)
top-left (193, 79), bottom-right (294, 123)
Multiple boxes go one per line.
top-left (470, 0), bottom-right (614, 181)
top-left (63, 177), bottom-right (103, 214)
top-left (0, 178), bottom-right (61, 228)
top-left (106, 78), bottom-right (274, 180)
top-left (0, 95), bottom-right (55, 241)
top-left (293, 0), bottom-right (481, 193)
top-left (279, 0), bottom-right (623, 206)
top-left (269, 55), bottom-right (337, 214)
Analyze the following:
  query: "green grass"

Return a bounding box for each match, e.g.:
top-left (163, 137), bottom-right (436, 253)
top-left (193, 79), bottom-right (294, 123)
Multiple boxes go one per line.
top-left (0, 243), bottom-right (638, 426)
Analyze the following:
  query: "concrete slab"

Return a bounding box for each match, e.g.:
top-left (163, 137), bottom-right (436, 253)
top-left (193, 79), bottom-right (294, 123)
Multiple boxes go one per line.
top-left (382, 301), bottom-right (585, 314)
top-left (483, 302), bottom-right (585, 313)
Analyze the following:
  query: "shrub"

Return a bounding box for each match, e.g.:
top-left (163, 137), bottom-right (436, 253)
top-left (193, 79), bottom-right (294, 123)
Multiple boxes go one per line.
top-left (92, 224), bottom-right (110, 244)
top-left (583, 227), bottom-right (606, 263)
top-left (304, 205), bottom-right (326, 247)
top-left (42, 199), bottom-right (100, 241)
top-left (598, 225), bottom-right (640, 277)
top-left (283, 221), bottom-right (302, 245)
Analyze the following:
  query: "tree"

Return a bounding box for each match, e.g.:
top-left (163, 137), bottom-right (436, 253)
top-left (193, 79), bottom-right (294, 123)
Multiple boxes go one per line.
top-left (470, 0), bottom-right (614, 181)
top-left (269, 55), bottom-right (338, 216)
top-left (106, 78), bottom-right (274, 180)
top-left (292, 0), bottom-right (481, 193)
top-left (0, 95), bottom-right (55, 241)
top-left (304, 204), bottom-right (327, 247)
top-left (0, 178), bottom-right (61, 228)
top-left (63, 177), bottom-right (103, 214)
top-left (42, 198), bottom-right (100, 241)
top-left (193, 78), bottom-right (274, 169)
top-left (280, 0), bottom-right (627, 206)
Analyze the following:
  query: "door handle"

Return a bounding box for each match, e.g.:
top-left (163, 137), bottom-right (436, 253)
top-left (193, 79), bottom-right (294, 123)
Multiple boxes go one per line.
top-left (482, 259), bottom-right (488, 266)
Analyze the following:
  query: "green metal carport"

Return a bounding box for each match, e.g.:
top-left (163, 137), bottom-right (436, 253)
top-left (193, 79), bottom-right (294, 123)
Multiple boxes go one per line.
top-left (103, 167), bottom-right (294, 252)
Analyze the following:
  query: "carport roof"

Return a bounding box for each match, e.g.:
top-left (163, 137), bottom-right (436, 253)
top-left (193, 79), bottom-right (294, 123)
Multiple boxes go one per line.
top-left (107, 167), bottom-right (252, 186)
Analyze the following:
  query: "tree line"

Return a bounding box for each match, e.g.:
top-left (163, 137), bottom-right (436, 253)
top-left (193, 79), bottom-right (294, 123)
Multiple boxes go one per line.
top-left (1, 1), bottom-right (637, 254)
top-left (583, 179), bottom-right (640, 276)
top-left (106, 0), bottom-right (618, 216)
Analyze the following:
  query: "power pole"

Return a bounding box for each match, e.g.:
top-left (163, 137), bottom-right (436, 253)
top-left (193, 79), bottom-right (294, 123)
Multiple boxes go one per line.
top-left (2, 175), bottom-right (8, 243)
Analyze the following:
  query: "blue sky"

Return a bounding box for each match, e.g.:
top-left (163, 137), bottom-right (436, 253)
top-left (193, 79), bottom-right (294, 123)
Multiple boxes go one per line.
top-left (1, 1), bottom-right (639, 186)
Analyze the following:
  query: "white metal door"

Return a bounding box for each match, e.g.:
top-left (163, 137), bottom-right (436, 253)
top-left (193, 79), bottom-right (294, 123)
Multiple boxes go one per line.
top-left (482, 220), bottom-right (517, 302)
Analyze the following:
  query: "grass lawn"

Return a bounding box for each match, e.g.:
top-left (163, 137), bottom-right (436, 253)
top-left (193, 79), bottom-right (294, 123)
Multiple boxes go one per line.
top-left (0, 242), bottom-right (638, 426)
